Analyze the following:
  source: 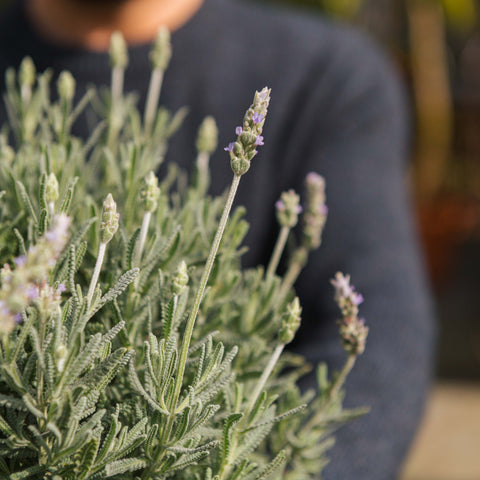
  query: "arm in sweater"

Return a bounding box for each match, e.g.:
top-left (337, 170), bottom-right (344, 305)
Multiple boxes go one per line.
top-left (286, 28), bottom-right (436, 479)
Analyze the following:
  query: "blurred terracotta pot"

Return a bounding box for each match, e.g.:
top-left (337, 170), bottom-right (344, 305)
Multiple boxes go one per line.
top-left (416, 196), bottom-right (480, 289)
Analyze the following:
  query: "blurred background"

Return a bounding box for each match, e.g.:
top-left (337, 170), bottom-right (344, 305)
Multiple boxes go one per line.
top-left (255, 1), bottom-right (480, 478)
top-left (1, 0), bottom-right (480, 477)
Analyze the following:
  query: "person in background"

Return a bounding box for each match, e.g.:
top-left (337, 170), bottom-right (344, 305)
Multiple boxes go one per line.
top-left (0, 0), bottom-right (436, 478)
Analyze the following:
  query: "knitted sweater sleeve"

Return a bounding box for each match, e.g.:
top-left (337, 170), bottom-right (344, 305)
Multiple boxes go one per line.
top-left (285, 28), bottom-right (437, 479)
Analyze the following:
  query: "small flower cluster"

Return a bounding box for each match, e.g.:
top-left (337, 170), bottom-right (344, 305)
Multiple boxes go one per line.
top-left (0, 214), bottom-right (70, 333)
top-left (275, 189), bottom-right (302, 228)
top-left (224, 87), bottom-right (271, 176)
top-left (331, 272), bottom-right (368, 355)
top-left (302, 172), bottom-right (328, 250)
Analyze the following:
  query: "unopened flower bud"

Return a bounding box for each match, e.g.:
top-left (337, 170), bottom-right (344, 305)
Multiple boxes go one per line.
top-left (109, 31), bottom-right (128, 69)
top-left (276, 190), bottom-right (302, 228)
top-left (19, 57), bottom-right (35, 88)
top-left (140, 171), bottom-right (161, 213)
top-left (196, 116), bottom-right (218, 155)
top-left (45, 173), bottom-right (59, 204)
top-left (100, 194), bottom-right (119, 244)
top-left (150, 27), bottom-right (172, 71)
top-left (57, 71), bottom-right (76, 101)
top-left (278, 297), bottom-right (302, 344)
top-left (172, 260), bottom-right (189, 295)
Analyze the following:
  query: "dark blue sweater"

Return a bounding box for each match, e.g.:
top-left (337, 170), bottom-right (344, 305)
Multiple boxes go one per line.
top-left (0, 0), bottom-right (436, 477)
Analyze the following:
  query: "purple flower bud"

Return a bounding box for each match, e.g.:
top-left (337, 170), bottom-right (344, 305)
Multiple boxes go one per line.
top-left (252, 112), bottom-right (264, 124)
top-left (14, 313), bottom-right (22, 323)
top-left (57, 283), bottom-right (67, 294)
top-left (275, 200), bottom-right (286, 212)
top-left (14, 256), bottom-right (27, 267)
top-left (235, 126), bottom-right (243, 136)
top-left (296, 205), bottom-right (303, 214)
top-left (224, 142), bottom-right (235, 152)
top-left (254, 135), bottom-right (264, 146)
top-left (320, 205), bottom-right (329, 215)
top-left (26, 286), bottom-right (39, 300)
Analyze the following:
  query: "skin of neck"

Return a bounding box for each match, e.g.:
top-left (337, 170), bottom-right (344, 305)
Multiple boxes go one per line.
top-left (26, 0), bottom-right (204, 50)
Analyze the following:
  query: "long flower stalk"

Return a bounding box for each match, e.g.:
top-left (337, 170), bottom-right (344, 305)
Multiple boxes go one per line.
top-left (266, 225), bottom-right (290, 278)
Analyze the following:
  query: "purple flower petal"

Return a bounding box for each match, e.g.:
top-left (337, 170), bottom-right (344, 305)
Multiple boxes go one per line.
top-left (252, 112), bottom-right (264, 125)
top-left (224, 142), bottom-right (235, 152)
top-left (235, 126), bottom-right (243, 136)
top-left (26, 286), bottom-right (39, 300)
top-left (57, 283), bottom-right (67, 293)
top-left (14, 256), bottom-right (27, 267)
top-left (254, 135), bottom-right (264, 146)
top-left (352, 293), bottom-right (364, 306)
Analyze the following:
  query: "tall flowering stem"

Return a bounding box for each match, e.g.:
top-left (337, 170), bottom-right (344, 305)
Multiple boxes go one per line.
top-left (19, 57), bottom-right (35, 105)
top-left (149, 89), bottom-right (270, 473)
top-left (245, 297), bottom-right (302, 418)
top-left (266, 189), bottom-right (302, 279)
top-left (144, 27), bottom-right (171, 136)
top-left (86, 194), bottom-right (119, 309)
top-left (109, 32), bottom-right (128, 101)
top-left (279, 172), bottom-right (327, 298)
top-left (304, 273), bottom-right (368, 432)
top-left (108, 32), bottom-right (128, 149)
top-left (195, 116), bottom-right (218, 195)
top-left (135, 171), bottom-right (161, 269)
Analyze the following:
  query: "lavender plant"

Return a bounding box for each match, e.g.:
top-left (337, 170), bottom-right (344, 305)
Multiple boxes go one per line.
top-left (0, 31), bottom-right (368, 479)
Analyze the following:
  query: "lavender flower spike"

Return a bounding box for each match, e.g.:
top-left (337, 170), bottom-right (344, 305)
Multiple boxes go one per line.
top-left (226, 86), bottom-right (271, 176)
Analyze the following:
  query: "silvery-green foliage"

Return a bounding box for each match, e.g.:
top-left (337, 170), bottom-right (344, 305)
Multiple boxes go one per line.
top-left (0, 39), bottom-right (367, 479)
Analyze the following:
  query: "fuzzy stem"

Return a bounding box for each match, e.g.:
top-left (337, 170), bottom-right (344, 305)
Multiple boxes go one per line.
top-left (86, 242), bottom-right (107, 309)
top-left (48, 201), bottom-right (55, 219)
top-left (135, 211), bottom-right (151, 267)
top-left (174, 173), bottom-right (241, 405)
top-left (144, 68), bottom-right (164, 136)
top-left (327, 353), bottom-right (356, 403)
top-left (195, 151), bottom-right (210, 195)
top-left (111, 66), bottom-right (124, 101)
top-left (266, 226), bottom-right (290, 279)
top-left (21, 85), bottom-right (31, 105)
top-left (278, 246), bottom-right (308, 299)
top-left (246, 343), bottom-right (284, 419)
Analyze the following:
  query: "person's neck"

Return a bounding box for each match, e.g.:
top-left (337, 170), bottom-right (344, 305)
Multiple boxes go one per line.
top-left (26, 0), bottom-right (204, 50)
